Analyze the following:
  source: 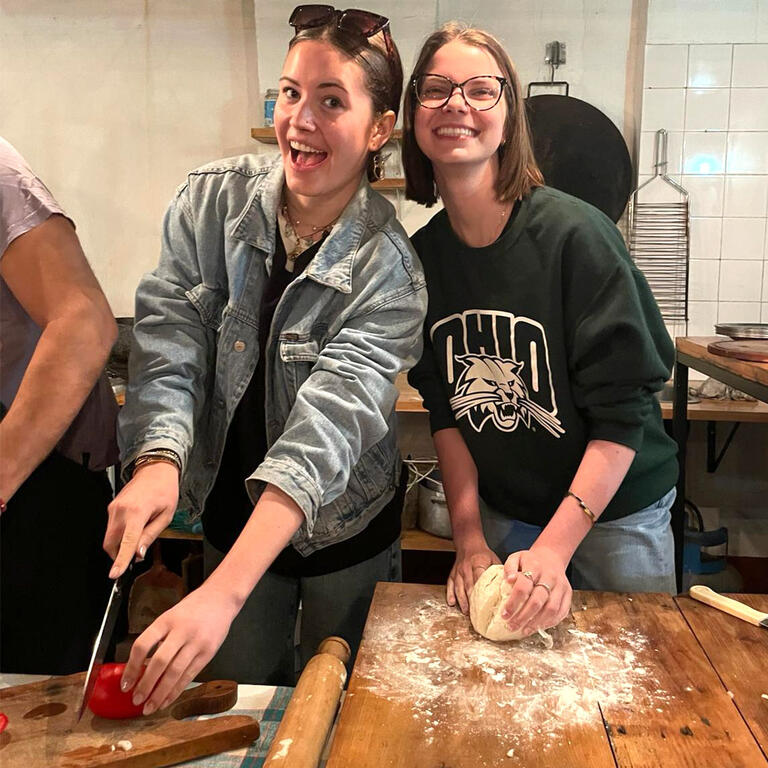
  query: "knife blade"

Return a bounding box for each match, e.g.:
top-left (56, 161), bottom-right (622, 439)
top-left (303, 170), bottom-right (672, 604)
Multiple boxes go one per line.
top-left (689, 585), bottom-right (768, 628)
top-left (76, 565), bottom-right (132, 721)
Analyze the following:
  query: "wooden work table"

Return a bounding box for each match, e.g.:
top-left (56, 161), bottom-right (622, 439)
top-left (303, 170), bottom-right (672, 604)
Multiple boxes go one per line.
top-left (671, 336), bottom-right (768, 590)
top-left (327, 584), bottom-right (768, 767)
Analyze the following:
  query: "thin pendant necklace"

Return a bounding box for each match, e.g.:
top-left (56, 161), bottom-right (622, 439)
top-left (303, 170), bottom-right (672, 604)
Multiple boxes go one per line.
top-left (454, 200), bottom-right (513, 247)
top-left (279, 199), bottom-right (340, 272)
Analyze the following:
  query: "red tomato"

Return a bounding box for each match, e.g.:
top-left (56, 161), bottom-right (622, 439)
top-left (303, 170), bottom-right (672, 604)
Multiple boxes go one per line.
top-left (87, 663), bottom-right (146, 719)
top-left (0, 712), bottom-right (7, 733)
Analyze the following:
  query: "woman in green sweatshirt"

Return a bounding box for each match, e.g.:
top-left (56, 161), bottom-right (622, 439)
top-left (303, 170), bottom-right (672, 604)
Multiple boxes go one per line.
top-left (403, 23), bottom-right (679, 638)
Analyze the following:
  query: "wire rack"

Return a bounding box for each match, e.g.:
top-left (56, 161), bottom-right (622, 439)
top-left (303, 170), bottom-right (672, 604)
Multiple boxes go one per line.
top-left (628, 129), bottom-right (690, 327)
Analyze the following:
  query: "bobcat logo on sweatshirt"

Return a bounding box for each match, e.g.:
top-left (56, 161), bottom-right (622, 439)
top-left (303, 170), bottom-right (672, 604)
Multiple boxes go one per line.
top-left (431, 310), bottom-right (564, 438)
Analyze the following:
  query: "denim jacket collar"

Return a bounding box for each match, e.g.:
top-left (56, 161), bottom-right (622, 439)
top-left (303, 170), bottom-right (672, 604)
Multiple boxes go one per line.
top-left (230, 159), bottom-right (371, 295)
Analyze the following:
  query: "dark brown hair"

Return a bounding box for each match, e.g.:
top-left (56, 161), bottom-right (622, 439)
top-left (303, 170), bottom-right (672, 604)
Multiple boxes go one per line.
top-left (289, 23), bottom-right (403, 183)
top-left (402, 23), bottom-right (543, 206)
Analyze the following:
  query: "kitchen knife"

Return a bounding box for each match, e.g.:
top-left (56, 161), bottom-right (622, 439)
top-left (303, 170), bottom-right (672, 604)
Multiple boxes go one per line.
top-left (76, 565), bottom-right (132, 721)
top-left (689, 585), bottom-right (768, 628)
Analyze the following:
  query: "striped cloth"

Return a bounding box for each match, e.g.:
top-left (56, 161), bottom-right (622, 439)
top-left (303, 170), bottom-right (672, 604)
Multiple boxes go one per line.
top-left (182, 685), bottom-right (294, 767)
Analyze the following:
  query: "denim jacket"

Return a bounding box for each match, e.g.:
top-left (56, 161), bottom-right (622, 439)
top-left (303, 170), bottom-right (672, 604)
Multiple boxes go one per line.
top-left (119, 154), bottom-right (427, 555)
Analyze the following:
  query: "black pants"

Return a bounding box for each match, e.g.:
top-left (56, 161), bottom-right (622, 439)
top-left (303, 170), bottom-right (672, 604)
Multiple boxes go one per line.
top-left (0, 451), bottom-right (113, 674)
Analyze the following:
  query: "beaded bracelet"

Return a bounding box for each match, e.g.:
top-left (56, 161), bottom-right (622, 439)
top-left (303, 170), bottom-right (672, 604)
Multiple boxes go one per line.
top-left (566, 490), bottom-right (596, 525)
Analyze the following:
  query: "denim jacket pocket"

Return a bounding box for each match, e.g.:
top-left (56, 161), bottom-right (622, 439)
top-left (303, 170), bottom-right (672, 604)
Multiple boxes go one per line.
top-left (279, 337), bottom-right (320, 362)
top-left (185, 283), bottom-right (228, 331)
top-left (279, 337), bottom-right (320, 395)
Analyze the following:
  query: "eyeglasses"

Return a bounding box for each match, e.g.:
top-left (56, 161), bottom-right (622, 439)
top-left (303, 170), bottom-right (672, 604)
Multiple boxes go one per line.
top-left (289, 5), bottom-right (393, 55)
top-left (413, 74), bottom-right (508, 111)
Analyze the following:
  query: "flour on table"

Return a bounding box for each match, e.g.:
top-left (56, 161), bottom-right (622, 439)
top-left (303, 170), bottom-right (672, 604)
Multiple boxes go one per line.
top-left (357, 596), bottom-right (671, 759)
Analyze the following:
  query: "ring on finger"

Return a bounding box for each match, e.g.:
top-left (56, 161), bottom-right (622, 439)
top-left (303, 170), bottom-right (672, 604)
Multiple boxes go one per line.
top-left (534, 581), bottom-right (553, 595)
top-left (522, 570), bottom-right (536, 582)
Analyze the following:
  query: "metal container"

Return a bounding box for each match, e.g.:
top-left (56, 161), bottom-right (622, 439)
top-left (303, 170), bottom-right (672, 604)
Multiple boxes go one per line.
top-left (417, 472), bottom-right (452, 539)
top-left (715, 323), bottom-right (768, 340)
top-left (264, 89), bottom-right (279, 127)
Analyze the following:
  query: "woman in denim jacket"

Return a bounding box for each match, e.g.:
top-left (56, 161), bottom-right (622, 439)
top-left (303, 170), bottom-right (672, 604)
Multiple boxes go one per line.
top-left (106, 6), bottom-right (426, 710)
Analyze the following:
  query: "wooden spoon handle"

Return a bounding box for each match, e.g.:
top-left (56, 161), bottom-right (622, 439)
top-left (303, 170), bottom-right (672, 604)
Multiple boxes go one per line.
top-left (689, 585), bottom-right (768, 626)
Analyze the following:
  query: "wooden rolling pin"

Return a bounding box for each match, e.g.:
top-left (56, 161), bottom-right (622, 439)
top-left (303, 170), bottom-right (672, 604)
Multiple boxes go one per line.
top-left (263, 636), bottom-right (351, 767)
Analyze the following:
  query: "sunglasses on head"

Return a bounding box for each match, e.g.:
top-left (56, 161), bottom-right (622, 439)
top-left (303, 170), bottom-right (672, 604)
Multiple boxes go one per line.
top-left (289, 5), bottom-right (393, 54)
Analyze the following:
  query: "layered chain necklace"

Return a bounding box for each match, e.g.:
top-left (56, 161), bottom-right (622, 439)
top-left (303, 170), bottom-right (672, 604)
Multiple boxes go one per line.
top-left (278, 198), bottom-right (340, 272)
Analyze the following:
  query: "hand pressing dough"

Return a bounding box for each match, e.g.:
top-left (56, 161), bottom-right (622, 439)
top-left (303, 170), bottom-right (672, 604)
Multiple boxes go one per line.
top-left (469, 564), bottom-right (526, 641)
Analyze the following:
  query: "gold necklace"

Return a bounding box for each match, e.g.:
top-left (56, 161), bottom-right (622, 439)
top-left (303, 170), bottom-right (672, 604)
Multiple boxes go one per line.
top-left (279, 200), bottom-right (339, 271)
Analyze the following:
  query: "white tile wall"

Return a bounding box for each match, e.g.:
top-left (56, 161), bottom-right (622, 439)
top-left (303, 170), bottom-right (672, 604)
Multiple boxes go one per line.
top-left (689, 259), bottom-right (720, 300)
top-left (642, 42), bottom-right (768, 329)
top-left (732, 44), bottom-right (768, 86)
top-left (721, 217), bottom-right (766, 260)
top-left (685, 88), bottom-right (730, 131)
top-left (726, 132), bottom-right (768, 173)
top-left (641, 88), bottom-right (686, 131)
top-left (724, 176), bottom-right (768, 216)
top-left (719, 259), bottom-right (764, 301)
top-left (683, 132), bottom-right (727, 173)
top-left (764, 259), bottom-right (768, 298)
top-left (690, 217), bottom-right (722, 259)
top-left (688, 300), bottom-right (719, 335)
top-left (645, 44), bottom-right (689, 87)
top-left (683, 175), bottom-right (724, 216)
top-left (688, 45), bottom-right (733, 87)
top-left (729, 89), bottom-right (768, 131)
top-left (717, 301), bottom-right (763, 321)
top-left (647, 1), bottom-right (762, 45)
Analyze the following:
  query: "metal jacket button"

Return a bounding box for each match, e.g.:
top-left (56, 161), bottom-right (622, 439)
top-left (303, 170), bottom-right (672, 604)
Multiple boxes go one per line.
top-left (233, 340), bottom-right (246, 352)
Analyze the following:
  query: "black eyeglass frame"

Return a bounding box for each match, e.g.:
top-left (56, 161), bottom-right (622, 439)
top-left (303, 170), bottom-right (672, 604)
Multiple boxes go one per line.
top-left (289, 5), bottom-right (393, 56)
top-left (412, 73), bottom-right (509, 112)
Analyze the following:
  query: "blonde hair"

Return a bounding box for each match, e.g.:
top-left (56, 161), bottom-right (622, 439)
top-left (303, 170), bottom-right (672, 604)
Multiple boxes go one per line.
top-left (402, 23), bottom-right (543, 206)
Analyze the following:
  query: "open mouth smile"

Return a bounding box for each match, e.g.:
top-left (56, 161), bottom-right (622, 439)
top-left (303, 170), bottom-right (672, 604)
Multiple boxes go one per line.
top-left (289, 139), bottom-right (328, 168)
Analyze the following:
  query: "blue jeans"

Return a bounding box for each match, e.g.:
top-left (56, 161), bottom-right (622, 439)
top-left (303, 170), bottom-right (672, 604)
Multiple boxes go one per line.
top-left (201, 539), bottom-right (402, 686)
top-left (481, 488), bottom-right (677, 594)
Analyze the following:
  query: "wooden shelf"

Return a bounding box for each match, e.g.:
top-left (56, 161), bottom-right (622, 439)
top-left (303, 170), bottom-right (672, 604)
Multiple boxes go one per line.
top-left (251, 127), bottom-right (402, 143)
top-left (401, 527), bottom-right (455, 552)
top-left (394, 373), bottom-right (768, 422)
top-left (250, 127), bottom-right (279, 144)
top-left (159, 525), bottom-right (453, 552)
top-left (372, 177), bottom-right (404, 190)
top-left (159, 527), bottom-right (203, 541)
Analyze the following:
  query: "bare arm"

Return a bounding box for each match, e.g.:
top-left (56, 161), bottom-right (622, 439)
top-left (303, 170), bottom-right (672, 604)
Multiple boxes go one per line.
top-left (502, 439), bottom-right (636, 635)
top-left (0, 215), bottom-right (117, 501)
top-left (433, 427), bottom-right (501, 613)
top-left (119, 483), bottom-right (305, 713)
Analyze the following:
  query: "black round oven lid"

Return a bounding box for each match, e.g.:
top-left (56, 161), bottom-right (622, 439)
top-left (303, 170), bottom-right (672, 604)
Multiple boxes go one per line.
top-left (524, 94), bottom-right (633, 223)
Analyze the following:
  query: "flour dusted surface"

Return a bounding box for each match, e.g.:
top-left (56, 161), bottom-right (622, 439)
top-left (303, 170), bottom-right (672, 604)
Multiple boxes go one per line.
top-left (355, 594), bottom-right (671, 761)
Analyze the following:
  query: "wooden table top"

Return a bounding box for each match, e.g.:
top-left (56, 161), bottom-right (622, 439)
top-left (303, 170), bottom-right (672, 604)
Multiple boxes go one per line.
top-left (677, 336), bottom-right (768, 392)
top-left (326, 583), bottom-right (768, 768)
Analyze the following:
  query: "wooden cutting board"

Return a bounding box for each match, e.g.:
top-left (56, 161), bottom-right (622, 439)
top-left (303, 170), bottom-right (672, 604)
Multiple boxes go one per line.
top-left (707, 339), bottom-right (768, 362)
top-left (325, 583), bottom-right (766, 767)
top-left (0, 673), bottom-right (260, 767)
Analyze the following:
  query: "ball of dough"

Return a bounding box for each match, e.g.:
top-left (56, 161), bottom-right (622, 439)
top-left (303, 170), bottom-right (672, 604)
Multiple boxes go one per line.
top-left (469, 564), bottom-right (525, 642)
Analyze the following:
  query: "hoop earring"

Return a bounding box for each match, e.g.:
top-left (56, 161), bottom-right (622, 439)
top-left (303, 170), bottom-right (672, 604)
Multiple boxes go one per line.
top-left (372, 152), bottom-right (384, 181)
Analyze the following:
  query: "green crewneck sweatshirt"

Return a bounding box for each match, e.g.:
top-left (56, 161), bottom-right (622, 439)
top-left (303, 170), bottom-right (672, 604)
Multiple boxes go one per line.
top-left (408, 186), bottom-right (678, 525)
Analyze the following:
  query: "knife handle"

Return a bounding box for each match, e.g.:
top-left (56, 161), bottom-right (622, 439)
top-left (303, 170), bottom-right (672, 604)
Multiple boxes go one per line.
top-left (689, 585), bottom-right (766, 626)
